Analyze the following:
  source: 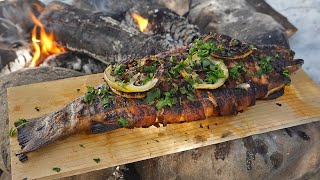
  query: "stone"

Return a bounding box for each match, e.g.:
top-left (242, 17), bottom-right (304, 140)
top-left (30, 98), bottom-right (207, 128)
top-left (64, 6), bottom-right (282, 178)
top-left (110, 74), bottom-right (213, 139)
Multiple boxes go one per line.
top-left (133, 122), bottom-right (320, 179)
top-left (188, 0), bottom-right (290, 47)
top-left (0, 67), bottom-right (83, 178)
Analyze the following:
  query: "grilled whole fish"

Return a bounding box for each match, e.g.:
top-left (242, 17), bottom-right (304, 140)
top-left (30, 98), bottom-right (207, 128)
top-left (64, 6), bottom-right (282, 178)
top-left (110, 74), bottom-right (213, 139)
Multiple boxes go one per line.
top-left (15, 33), bottom-right (303, 161)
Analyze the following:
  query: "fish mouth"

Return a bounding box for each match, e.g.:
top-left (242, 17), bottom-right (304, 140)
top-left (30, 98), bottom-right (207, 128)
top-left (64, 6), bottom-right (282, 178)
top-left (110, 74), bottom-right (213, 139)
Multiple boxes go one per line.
top-left (288, 59), bottom-right (304, 74)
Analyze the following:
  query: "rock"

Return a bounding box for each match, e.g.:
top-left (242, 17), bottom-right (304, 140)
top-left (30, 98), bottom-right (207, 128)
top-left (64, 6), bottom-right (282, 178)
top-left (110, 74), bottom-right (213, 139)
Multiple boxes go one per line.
top-left (133, 122), bottom-right (320, 179)
top-left (0, 67), bottom-right (83, 178)
top-left (62, 167), bottom-right (114, 180)
top-left (188, 0), bottom-right (290, 47)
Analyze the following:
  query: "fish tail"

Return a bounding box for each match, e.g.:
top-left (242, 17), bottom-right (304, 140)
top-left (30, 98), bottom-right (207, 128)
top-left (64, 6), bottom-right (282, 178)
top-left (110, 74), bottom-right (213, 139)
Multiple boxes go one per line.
top-left (15, 102), bottom-right (83, 161)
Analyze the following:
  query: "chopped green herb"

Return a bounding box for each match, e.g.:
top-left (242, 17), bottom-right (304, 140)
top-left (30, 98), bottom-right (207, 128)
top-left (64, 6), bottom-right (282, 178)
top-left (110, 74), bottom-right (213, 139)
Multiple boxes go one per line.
top-left (85, 85), bottom-right (114, 108)
top-left (282, 69), bottom-right (290, 77)
top-left (9, 128), bottom-right (16, 137)
top-left (250, 71), bottom-right (255, 77)
top-left (113, 65), bottom-right (126, 75)
top-left (144, 88), bottom-right (161, 104)
top-left (77, 88), bottom-right (81, 92)
top-left (206, 63), bottom-right (226, 84)
top-left (156, 91), bottom-right (177, 110)
top-left (142, 75), bottom-right (153, 85)
top-left (200, 124), bottom-right (204, 128)
top-left (84, 86), bottom-right (96, 104)
top-left (257, 69), bottom-right (263, 77)
top-left (10, 119), bottom-right (30, 137)
top-left (79, 144), bottom-right (85, 148)
top-left (258, 56), bottom-right (273, 75)
top-left (169, 61), bottom-right (186, 78)
top-left (230, 62), bottom-right (246, 80)
top-left (275, 53), bottom-right (280, 58)
top-left (170, 56), bottom-right (176, 63)
top-left (143, 63), bottom-right (157, 74)
top-left (188, 39), bottom-right (216, 60)
top-left (52, 167), bottom-right (61, 172)
top-left (118, 117), bottom-right (129, 127)
top-left (35, 107), bottom-right (40, 111)
top-left (187, 94), bottom-right (195, 101)
top-left (93, 158), bottom-right (101, 163)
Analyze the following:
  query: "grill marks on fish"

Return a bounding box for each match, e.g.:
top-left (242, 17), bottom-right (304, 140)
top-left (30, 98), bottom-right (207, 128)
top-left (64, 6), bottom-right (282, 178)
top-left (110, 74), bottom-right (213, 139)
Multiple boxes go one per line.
top-left (73, 87), bottom-right (255, 131)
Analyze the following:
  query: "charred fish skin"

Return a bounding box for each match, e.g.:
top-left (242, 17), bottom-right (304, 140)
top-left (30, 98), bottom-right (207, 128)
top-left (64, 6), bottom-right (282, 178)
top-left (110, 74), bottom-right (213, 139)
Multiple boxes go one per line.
top-left (15, 33), bottom-right (303, 161)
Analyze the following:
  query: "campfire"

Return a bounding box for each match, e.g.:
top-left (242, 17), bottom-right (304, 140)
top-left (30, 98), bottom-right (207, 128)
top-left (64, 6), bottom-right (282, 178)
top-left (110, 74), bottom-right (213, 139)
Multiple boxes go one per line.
top-left (131, 13), bottom-right (149, 32)
top-left (0, 0), bottom-right (297, 77)
top-left (30, 12), bottom-right (65, 67)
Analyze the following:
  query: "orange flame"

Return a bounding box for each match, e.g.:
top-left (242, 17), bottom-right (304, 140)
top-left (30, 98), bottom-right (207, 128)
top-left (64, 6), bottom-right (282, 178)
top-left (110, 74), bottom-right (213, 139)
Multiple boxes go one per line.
top-left (131, 13), bottom-right (149, 32)
top-left (30, 13), bottom-right (65, 67)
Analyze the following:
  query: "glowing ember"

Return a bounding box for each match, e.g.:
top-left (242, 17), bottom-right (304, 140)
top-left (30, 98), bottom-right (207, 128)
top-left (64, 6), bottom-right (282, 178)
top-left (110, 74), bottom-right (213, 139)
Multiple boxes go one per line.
top-left (131, 13), bottom-right (149, 32)
top-left (30, 13), bottom-right (65, 67)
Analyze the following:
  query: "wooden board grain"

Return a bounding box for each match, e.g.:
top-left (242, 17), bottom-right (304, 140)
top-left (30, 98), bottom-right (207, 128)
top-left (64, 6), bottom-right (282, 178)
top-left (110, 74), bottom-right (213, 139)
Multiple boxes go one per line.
top-left (8, 70), bottom-right (320, 180)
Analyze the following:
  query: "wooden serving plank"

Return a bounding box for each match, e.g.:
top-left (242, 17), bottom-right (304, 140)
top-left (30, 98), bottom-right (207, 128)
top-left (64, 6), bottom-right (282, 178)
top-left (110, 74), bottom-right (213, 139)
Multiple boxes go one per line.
top-left (8, 70), bottom-right (320, 180)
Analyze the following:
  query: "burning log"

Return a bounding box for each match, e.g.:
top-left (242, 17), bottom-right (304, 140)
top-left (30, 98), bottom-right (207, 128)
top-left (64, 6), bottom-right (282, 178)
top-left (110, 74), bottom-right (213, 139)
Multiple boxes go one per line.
top-left (0, 0), bottom-right (44, 50)
top-left (40, 52), bottom-right (107, 74)
top-left (146, 9), bottom-right (199, 45)
top-left (39, 2), bottom-right (174, 65)
top-left (0, 48), bottom-right (32, 76)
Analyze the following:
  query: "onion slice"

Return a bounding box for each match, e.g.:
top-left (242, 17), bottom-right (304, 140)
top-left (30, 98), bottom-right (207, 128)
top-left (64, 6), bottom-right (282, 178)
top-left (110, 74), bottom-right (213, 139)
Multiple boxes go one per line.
top-left (110, 87), bottom-right (146, 99)
top-left (180, 56), bottom-right (229, 90)
top-left (104, 58), bottom-right (163, 93)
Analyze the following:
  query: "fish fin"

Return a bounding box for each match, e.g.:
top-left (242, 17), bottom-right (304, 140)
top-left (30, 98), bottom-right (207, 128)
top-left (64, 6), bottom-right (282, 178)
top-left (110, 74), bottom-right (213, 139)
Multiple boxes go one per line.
top-left (91, 121), bottom-right (121, 134)
top-left (262, 88), bottom-right (284, 100)
top-left (15, 120), bottom-right (37, 148)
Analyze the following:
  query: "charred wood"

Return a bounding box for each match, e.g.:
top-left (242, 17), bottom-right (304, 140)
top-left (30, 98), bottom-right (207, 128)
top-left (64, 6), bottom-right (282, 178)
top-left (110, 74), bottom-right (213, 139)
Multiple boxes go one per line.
top-left (0, 0), bottom-right (44, 50)
top-left (39, 2), bottom-right (174, 65)
top-left (0, 48), bottom-right (32, 76)
top-left (40, 52), bottom-right (107, 74)
top-left (147, 9), bottom-right (199, 45)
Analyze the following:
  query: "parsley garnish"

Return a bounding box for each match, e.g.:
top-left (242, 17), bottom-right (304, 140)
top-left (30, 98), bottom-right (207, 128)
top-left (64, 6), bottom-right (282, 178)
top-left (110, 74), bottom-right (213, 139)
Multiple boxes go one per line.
top-left (52, 167), bottom-right (61, 172)
top-left (84, 86), bottom-right (96, 104)
top-left (282, 69), bottom-right (290, 77)
top-left (205, 63), bottom-right (226, 84)
top-left (230, 62), bottom-right (246, 80)
top-left (156, 87), bottom-right (178, 110)
top-left (113, 65), bottom-right (126, 75)
top-left (257, 69), bottom-right (263, 77)
top-left (258, 56), bottom-right (273, 75)
top-left (168, 61), bottom-right (186, 78)
top-left (170, 56), bottom-right (176, 63)
top-left (250, 71), bottom-right (255, 77)
top-left (79, 144), bottom-right (85, 148)
top-left (118, 117), bottom-right (129, 127)
top-left (93, 158), bottom-right (101, 163)
top-left (144, 88), bottom-right (161, 104)
top-left (188, 39), bottom-right (216, 60)
top-left (98, 85), bottom-right (114, 108)
top-left (10, 119), bottom-right (30, 137)
top-left (84, 85), bottom-right (114, 108)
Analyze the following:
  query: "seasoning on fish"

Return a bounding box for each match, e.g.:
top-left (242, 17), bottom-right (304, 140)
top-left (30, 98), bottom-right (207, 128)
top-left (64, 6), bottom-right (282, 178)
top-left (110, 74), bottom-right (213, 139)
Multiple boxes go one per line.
top-left (14, 33), bottom-right (303, 161)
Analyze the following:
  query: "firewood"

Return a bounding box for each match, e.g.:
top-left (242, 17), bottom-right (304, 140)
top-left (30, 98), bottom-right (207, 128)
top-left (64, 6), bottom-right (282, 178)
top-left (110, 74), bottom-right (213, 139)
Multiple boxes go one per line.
top-left (39, 2), bottom-right (174, 65)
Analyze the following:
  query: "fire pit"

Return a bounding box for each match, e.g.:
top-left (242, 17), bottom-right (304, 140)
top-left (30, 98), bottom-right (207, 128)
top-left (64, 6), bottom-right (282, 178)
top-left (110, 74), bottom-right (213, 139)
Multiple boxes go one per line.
top-left (0, 0), bottom-right (319, 180)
